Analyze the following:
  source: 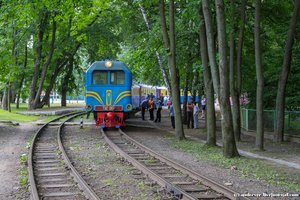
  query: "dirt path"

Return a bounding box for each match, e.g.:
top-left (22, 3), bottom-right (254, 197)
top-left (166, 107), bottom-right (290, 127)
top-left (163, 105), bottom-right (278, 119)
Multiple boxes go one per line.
top-left (0, 120), bottom-right (45, 199)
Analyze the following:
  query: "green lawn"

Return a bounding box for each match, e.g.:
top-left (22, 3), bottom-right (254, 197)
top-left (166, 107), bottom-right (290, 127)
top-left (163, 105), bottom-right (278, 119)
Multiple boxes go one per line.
top-left (0, 103), bottom-right (60, 122)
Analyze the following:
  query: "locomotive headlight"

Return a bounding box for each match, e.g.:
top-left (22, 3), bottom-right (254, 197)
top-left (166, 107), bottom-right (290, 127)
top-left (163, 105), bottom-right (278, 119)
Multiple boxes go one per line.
top-left (126, 104), bottom-right (133, 111)
top-left (105, 60), bottom-right (112, 68)
top-left (86, 104), bottom-right (93, 111)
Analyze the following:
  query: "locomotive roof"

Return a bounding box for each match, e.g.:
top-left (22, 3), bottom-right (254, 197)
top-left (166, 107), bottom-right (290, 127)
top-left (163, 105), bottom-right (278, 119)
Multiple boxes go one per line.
top-left (86, 60), bottom-right (130, 72)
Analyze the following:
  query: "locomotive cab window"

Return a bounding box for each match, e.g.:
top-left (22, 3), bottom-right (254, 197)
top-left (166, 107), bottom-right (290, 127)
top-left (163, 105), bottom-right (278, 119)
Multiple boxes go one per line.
top-left (93, 71), bottom-right (107, 85)
top-left (110, 71), bottom-right (125, 85)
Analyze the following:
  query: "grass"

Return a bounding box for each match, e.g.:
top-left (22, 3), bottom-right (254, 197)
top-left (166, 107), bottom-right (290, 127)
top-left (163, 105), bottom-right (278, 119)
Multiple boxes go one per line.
top-left (44, 115), bottom-right (60, 122)
top-left (167, 134), bottom-right (300, 192)
top-left (0, 103), bottom-right (41, 122)
top-left (0, 103), bottom-right (84, 122)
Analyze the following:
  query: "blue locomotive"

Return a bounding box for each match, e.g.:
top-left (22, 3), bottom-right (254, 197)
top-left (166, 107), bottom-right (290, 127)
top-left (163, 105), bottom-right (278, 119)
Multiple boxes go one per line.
top-left (85, 58), bottom-right (200, 128)
top-left (85, 59), bottom-right (134, 128)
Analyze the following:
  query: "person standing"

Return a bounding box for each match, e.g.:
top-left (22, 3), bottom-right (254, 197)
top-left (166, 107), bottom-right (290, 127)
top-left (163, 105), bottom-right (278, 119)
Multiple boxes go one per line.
top-left (187, 98), bottom-right (194, 129)
top-left (148, 97), bottom-right (155, 120)
top-left (169, 103), bottom-right (175, 128)
top-left (193, 102), bottom-right (199, 129)
top-left (141, 99), bottom-right (149, 121)
top-left (154, 97), bottom-right (162, 122)
top-left (148, 92), bottom-right (155, 100)
top-left (167, 100), bottom-right (171, 109)
top-left (164, 96), bottom-right (168, 106)
top-left (201, 96), bottom-right (206, 118)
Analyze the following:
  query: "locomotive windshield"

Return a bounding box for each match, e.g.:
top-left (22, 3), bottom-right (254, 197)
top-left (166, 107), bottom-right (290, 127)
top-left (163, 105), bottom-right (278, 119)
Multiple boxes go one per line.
top-left (93, 71), bottom-right (108, 85)
top-left (110, 71), bottom-right (125, 85)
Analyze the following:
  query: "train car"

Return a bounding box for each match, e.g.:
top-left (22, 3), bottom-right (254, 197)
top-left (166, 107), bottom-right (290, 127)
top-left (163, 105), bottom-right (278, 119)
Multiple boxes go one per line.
top-left (140, 84), bottom-right (156, 100)
top-left (156, 86), bottom-right (169, 99)
top-left (180, 90), bottom-right (199, 103)
top-left (85, 59), bottom-right (135, 128)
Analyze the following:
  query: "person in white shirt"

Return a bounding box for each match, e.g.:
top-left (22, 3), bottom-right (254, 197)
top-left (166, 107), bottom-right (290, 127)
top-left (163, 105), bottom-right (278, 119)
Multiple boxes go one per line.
top-left (164, 96), bottom-right (168, 106)
top-left (193, 103), bottom-right (199, 129)
top-left (201, 96), bottom-right (206, 118)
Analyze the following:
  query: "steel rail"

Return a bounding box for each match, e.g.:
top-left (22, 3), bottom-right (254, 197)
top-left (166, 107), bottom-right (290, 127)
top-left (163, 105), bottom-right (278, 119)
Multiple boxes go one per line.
top-left (57, 113), bottom-right (100, 200)
top-left (28, 111), bottom-right (85, 200)
top-left (101, 128), bottom-right (197, 200)
top-left (118, 129), bottom-right (250, 200)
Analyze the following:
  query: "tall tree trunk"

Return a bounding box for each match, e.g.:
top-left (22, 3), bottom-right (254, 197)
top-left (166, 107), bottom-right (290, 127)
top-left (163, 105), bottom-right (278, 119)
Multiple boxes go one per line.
top-left (182, 68), bottom-right (188, 124)
top-left (9, 20), bottom-right (18, 112)
top-left (229, 0), bottom-right (241, 142)
top-left (197, 78), bottom-right (202, 109)
top-left (274, 0), bottom-right (300, 142)
top-left (17, 42), bottom-right (28, 109)
top-left (202, 0), bottom-right (220, 99)
top-left (191, 71), bottom-right (198, 101)
top-left (10, 90), bottom-right (15, 103)
top-left (7, 83), bottom-right (11, 112)
top-left (158, 0), bottom-right (185, 139)
top-left (34, 19), bottom-right (57, 109)
top-left (199, 6), bottom-right (216, 146)
top-left (215, 0), bottom-right (239, 157)
top-left (234, 0), bottom-right (247, 141)
top-left (254, 0), bottom-right (265, 150)
top-left (61, 58), bottom-right (74, 107)
top-left (28, 16), bottom-right (47, 110)
top-left (2, 88), bottom-right (8, 110)
top-left (139, 4), bottom-right (172, 99)
top-left (236, 0), bottom-right (247, 97)
top-left (38, 60), bottom-right (61, 108)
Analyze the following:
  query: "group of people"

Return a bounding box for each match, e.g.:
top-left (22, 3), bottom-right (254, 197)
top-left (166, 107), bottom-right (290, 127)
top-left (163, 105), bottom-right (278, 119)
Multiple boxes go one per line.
top-left (140, 93), bottom-right (163, 122)
top-left (186, 97), bottom-right (205, 129)
top-left (140, 93), bottom-right (206, 130)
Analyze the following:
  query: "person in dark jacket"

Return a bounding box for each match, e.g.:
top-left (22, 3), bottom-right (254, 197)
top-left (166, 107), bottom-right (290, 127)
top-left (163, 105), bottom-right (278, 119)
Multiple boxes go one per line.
top-left (154, 97), bottom-right (162, 122)
top-left (141, 99), bottom-right (149, 120)
top-left (148, 97), bottom-right (155, 120)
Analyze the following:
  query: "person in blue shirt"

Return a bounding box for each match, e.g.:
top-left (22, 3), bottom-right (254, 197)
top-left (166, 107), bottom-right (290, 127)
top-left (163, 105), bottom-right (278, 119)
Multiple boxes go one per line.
top-left (169, 102), bottom-right (175, 128)
top-left (141, 99), bottom-right (149, 120)
top-left (154, 97), bottom-right (162, 122)
top-left (148, 92), bottom-right (155, 100)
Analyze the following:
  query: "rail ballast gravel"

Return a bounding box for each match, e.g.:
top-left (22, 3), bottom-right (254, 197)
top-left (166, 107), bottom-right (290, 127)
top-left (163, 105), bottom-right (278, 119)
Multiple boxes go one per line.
top-left (28, 111), bottom-right (99, 200)
top-left (101, 128), bottom-right (250, 200)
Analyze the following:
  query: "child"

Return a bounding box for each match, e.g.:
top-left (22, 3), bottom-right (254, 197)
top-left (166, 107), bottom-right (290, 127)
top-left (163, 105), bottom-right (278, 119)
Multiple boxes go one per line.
top-left (167, 100), bottom-right (171, 109)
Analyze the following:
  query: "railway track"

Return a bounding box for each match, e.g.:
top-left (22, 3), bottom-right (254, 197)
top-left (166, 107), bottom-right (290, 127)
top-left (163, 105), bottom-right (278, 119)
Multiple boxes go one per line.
top-left (101, 128), bottom-right (250, 200)
top-left (28, 112), bottom-right (99, 200)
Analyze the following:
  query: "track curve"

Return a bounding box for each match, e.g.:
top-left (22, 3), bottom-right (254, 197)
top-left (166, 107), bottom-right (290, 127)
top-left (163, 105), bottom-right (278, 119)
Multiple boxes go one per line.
top-left (28, 112), bottom-right (99, 200)
top-left (101, 127), bottom-right (250, 200)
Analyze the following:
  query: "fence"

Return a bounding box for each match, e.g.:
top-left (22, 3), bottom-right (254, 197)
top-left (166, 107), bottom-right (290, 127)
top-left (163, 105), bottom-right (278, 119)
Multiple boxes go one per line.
top-left (18, 96), bottom-right (86, 104)
top-left (240, 108), bottom-right (300, 136)
top-left (49, 96), bottom-right (86, 104)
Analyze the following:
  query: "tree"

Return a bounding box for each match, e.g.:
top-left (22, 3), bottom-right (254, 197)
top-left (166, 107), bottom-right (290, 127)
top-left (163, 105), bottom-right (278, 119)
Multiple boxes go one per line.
top-left (254, 0), bottom-right (265, 150)
top-left (158, 0), bottom-right (185, 140)
top-left (199, 6), bottom-right (216, 146)
top-left (233, 0), bottom-right (247, 141)
top-left (215, 0), bottom-right (239, 157)
top-left (28, 9), bottom-right (49, 110)
top-left (202, 0), bottom-right (239, 157)
top-left (139, 4), bottom-right (172, 100)
top-left (33, 18), bottom-right (56, 108)
top-left (274, 0), bottom-right (300, 142)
